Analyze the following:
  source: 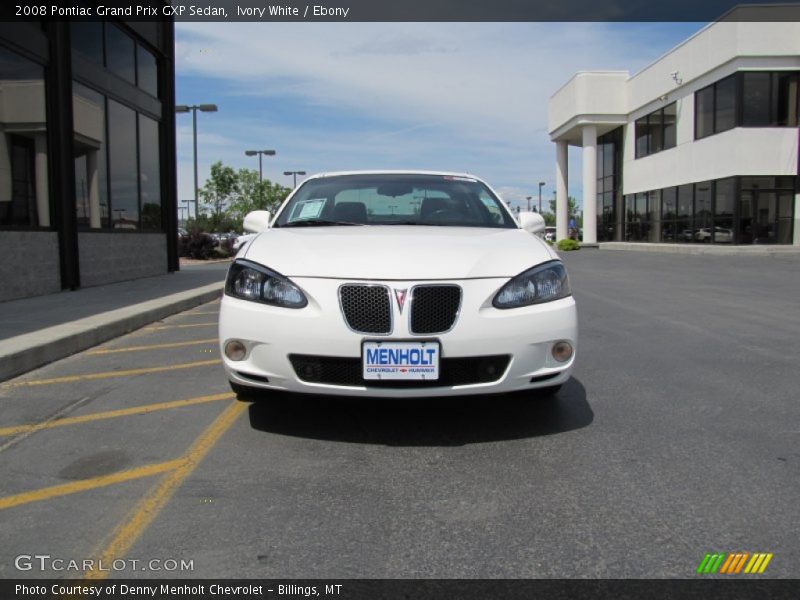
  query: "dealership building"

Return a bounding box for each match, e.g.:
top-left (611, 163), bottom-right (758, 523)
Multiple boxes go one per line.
top-left (548, 6), bottom-right (800, 246)
top-left (0, 9), bottom-right (178, 302)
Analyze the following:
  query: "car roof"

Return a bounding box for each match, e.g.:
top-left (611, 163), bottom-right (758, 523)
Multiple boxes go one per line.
top-left (304, 170), bottom-right (483, 181)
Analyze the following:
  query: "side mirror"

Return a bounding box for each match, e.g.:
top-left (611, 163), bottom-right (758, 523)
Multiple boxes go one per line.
top-left (243, 210), bottom-right (271, 233)
top-left (518, 211), bottom-right (545, 234)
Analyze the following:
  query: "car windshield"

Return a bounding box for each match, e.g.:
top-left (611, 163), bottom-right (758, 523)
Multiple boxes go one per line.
top-left (273, 174), bottom-right (517, 229)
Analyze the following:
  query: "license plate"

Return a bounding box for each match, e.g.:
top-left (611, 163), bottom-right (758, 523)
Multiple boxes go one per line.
top-left (362, 341), bottom-right (440, 380)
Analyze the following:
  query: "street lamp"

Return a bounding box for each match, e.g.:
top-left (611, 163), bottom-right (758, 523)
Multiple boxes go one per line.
top-left (176, 103), bottom-right (218, 219)
top-left (245, 149), bottom-right (277, 187)
top-left (283, 170), bottom-right (306, 188)
top-left (538, 181), bottom-right (546, 214)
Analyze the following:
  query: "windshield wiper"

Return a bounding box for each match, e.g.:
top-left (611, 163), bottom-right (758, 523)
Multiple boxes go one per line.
top-left (279, 219), bottom-right (365, 228)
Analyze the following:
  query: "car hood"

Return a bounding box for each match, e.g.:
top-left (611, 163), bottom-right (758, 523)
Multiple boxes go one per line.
top-left (243, 226), bottom-right (557, 279)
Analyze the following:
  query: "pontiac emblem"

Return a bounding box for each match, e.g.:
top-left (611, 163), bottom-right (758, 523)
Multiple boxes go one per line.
top-left (394, 288), bottom-right (408, 313)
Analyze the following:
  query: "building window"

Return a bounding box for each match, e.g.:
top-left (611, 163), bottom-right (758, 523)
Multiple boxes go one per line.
top-left (105, 23), bottom-right (136, 84)
top-left (73, 82), bottom-right (109, 229)
top-left (138, 115), bottom-right (161, 230)
top-left (107, 99), bottom-right (139, 229)
top-left (136, 45), bottom-right (159, 97)
top-left (695, 75), bottom-right (737, 139)
top-left (660, 186), bottom-right (678, 242)
top-left (714, 177), bottom-right (735, 244)
top-left (0, 46), bottom-right (50, 229)
top-left (596, 128), bottom-right (621, 241)
top-left (697, 71), bottom-right (800, 138)
top-left (626, 177), bottom-right (795, 246)
top-left (70, 20), bottom-right (103, 65)
top-left (742, 71), bottom-right (799, 127)
top-left (635, 102), bottom-right (677, 158)
top-left (74, 82), bottom-right (164, 232)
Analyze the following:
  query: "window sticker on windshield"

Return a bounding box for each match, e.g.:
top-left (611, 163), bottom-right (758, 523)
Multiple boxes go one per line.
top-left (443, 175), bottom-right (477, 182)
top-left (296, 199), bottom-right (325, 220)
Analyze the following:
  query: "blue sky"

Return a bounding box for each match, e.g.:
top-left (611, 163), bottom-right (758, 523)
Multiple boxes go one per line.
top-left (175, 22), bottom-right (705, 215)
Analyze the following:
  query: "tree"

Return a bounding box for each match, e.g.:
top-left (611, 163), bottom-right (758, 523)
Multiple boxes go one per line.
top-left (547, 196), bottom-right (583, 227)
top-left (199, 161), bottom-right (238, 218)
top-left (229, 168), bottom-right (291, 219)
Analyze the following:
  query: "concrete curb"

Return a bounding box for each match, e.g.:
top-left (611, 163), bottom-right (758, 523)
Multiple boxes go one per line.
top-left (599, 242), bottom-right (800, 256)
top-left (0, 283), bottom-right (222, 383)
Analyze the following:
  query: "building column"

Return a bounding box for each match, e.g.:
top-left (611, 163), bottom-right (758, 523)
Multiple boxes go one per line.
top-left (793, 191), bottom-right (800, 246)
top-left (582, 125), bottom-right (597, 244)
top-left (556, 140), bottom-right (568, 241)
top-left (34, 133), bottom-right (50, 228)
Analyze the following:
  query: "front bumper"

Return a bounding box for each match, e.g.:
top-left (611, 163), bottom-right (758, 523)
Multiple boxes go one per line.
top-left (219, 277), bottom-right (577, 398)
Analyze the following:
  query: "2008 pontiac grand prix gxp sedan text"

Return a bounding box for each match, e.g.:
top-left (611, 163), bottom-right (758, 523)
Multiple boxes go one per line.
top-left (219, 171), bottom-right (577, 399)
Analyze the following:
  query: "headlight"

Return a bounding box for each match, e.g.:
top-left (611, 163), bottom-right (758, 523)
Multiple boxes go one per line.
top-left (225, 260), bottom-right (307, 308)
top-left (493, 260), bottom-right (571, 309)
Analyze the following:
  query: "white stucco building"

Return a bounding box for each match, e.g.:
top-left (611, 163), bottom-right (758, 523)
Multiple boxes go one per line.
top-left (548, 6), bottom-right (800, 246)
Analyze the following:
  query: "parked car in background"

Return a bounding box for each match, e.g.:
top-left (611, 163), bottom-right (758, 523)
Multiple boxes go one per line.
top-left (544, 226), bottom-right (557, 242)
top-left (695, 227), bottom-right (733, 243)
top-left (232, 233), bottom-right (257, 253)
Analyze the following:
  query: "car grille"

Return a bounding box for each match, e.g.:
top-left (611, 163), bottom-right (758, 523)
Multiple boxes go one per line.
top-left (289, 354), bottom-right (510, 388)
top-left (339, 284), bottom-right (392, 334)
top-left (410, 285), bottom-right (462, 334)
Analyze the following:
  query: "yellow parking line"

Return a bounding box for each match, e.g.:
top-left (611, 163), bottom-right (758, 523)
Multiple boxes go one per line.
top-left (2, 359), bottom-right (222, 388)
top-left (86, 401), bottom-right (246, 580)
top-left (0, 459), bottom-right (184, 511)
top-left (0, 392), bottom-right (234, 437)
top-left (87, 339), bottom-right (218, 355)
top-left (143, 322), bottom-right (217, 331)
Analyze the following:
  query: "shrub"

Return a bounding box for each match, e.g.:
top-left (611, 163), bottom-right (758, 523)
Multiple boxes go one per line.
top-left (181, 230), bottom-right (216, 259)
top-left (557, 238), bottom-right (580, 251)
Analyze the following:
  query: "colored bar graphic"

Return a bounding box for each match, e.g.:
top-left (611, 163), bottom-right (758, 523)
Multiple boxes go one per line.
top-left (758, 553), bottom-right (773, 573)
top-left (719, 553), bottom-right (736, 574)
top-left (698, 552), bottom-right (773, 575)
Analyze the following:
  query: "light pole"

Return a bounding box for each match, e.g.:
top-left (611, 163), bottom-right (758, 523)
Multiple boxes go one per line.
top-left (526, 196), bottom-right (532, 212)
top-left (246, 150), bottom-right (276, 204)
top-left (176, 103), bottom-right (218, 220)
top-left (245, 149), bottom-right (277, 186)
top-left (538, 181), bottom-right (546, 214)
top-left (283, 170), bottom-right (306, 188)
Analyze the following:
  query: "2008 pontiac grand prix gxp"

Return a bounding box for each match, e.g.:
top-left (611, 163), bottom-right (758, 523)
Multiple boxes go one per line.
top-left (219, 171), bottom-right (577, 399)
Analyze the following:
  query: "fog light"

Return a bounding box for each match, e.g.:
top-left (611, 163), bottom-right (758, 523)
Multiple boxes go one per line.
top-left (224, 340), bottom-right (247, 361)
top-left (551, 341), bottom-right (573, 363)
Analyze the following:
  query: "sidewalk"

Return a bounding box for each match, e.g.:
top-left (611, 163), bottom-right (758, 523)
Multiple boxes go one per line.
top-left (0, 262), bottom-right (229, 382)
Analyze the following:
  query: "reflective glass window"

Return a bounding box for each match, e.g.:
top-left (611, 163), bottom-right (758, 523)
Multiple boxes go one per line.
top-left (107, 100), bottom-right (138, 229)
top-left (742, 72), bottom-right (771, 126)
top-left (138, 115), bottom-right (161, 230)
top-left (73, 82), bottom-right (109, 229)
top-left (71, 21), bottom-right (103, 64)
top-left (663, 103), bottom-right (677, 149)
top-left (715, 76), bottom-right (736, 133)
top-left (695, 86), bottom-right (714, 139)
top-left (137, 45), bottom-right (158, 97)
top-left (106, 24), bottom-right (135, 83)
top-left (774, 72), bottom-right (798, 126)
top-left (0, 47), bottom-right (50, 229)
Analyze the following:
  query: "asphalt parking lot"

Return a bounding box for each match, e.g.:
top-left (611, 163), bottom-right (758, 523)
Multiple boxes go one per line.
top-left (0, 250), bottom-right (798, 579)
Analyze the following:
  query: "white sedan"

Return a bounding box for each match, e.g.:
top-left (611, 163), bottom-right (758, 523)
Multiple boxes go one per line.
top-left (219, 171), bottom-right (577, 399)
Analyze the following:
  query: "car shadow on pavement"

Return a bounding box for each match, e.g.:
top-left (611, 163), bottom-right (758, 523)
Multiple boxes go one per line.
top-left (246, 377), bottom-right (592, 446)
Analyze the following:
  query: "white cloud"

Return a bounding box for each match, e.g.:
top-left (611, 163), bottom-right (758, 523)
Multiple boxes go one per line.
top-left (174, 22), bottom-right (699, 205)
